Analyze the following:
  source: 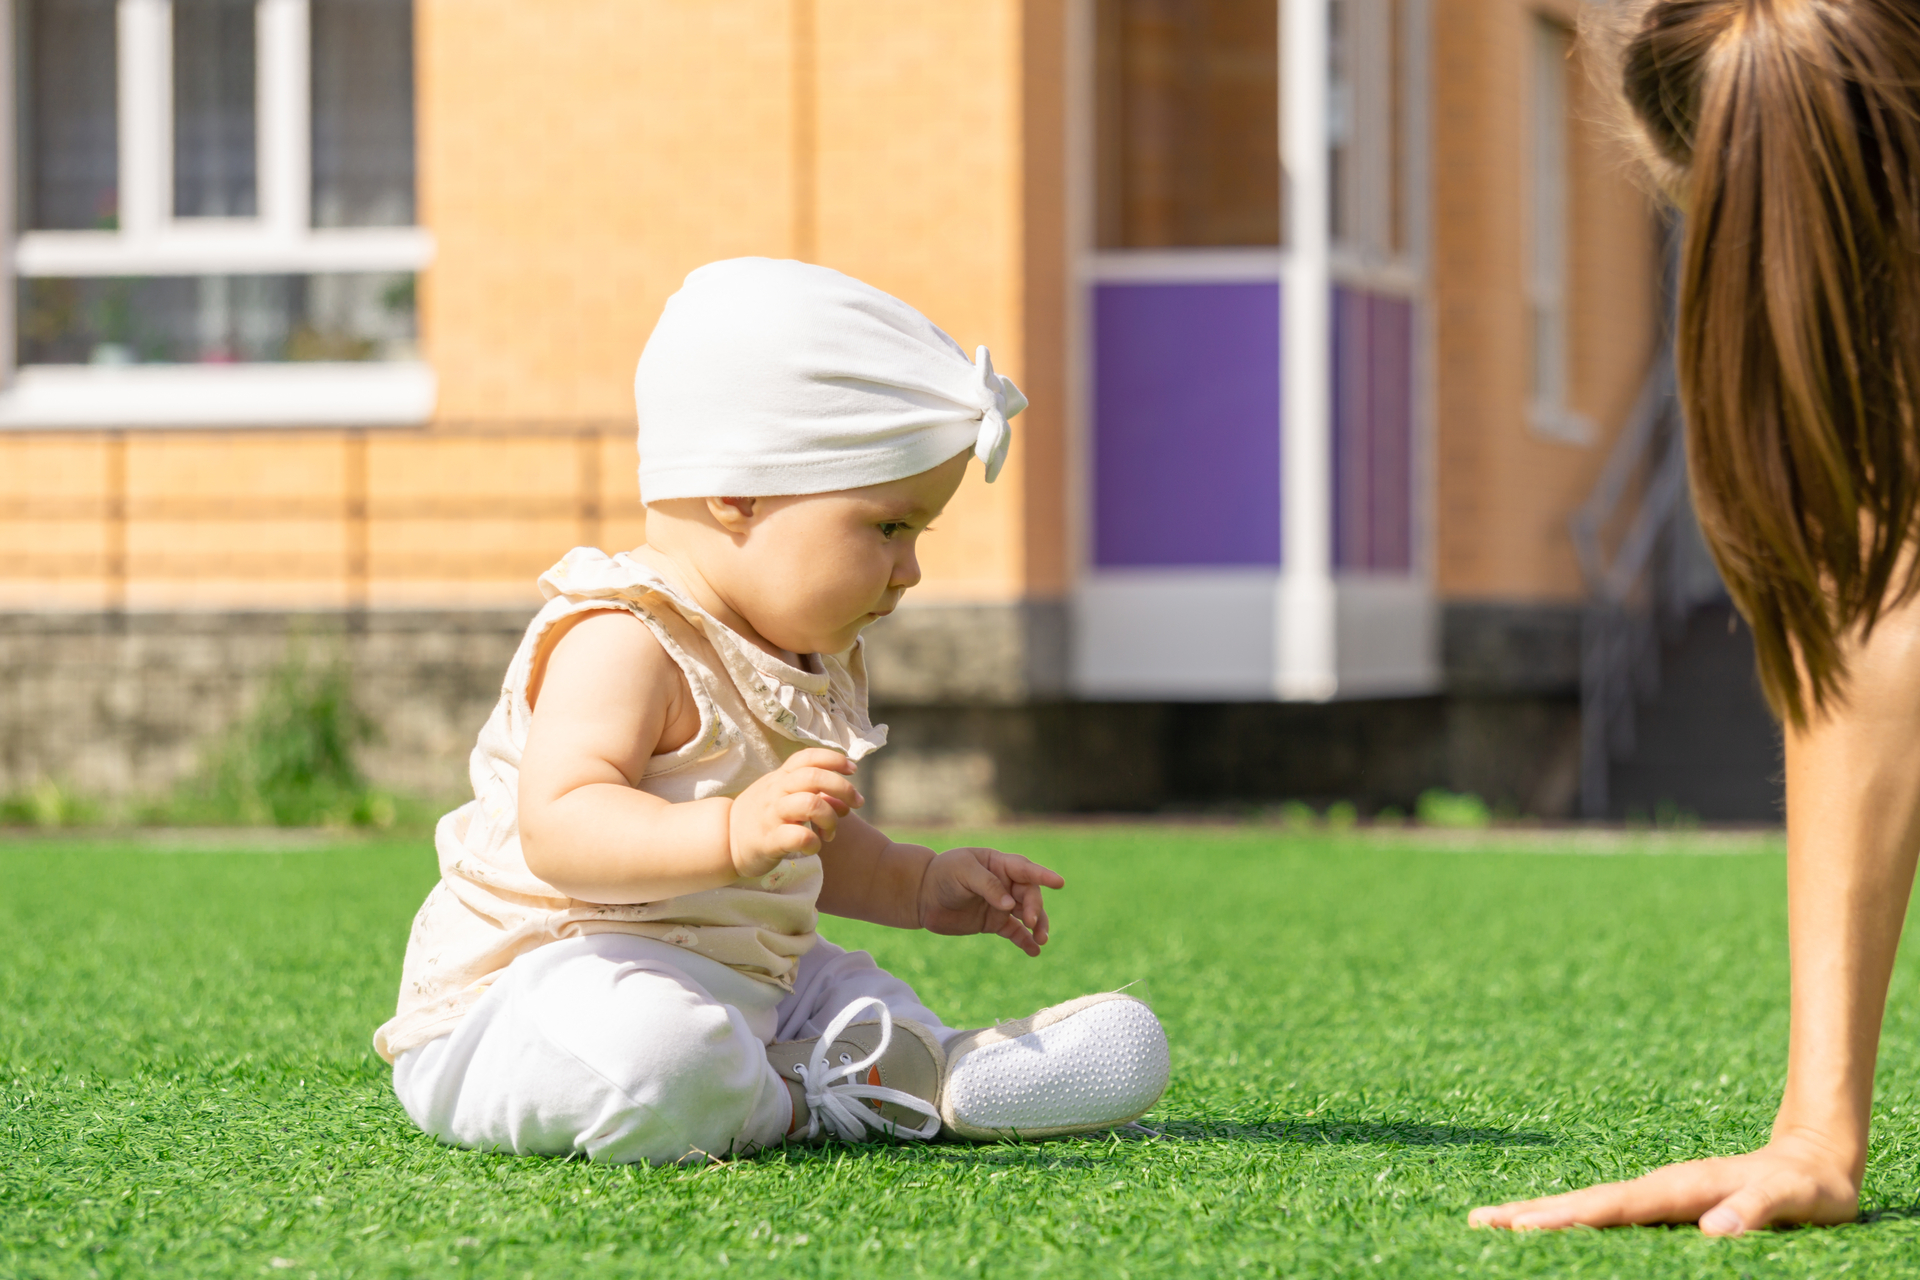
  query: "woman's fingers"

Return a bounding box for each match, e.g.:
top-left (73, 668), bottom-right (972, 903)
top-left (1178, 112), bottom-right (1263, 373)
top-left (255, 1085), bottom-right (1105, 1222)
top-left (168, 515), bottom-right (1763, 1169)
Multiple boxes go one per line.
top-left (1472, 1152), bottom-right (1857, 1233)
top-left (1474, 1164), bottom-right (1724, 1230)
top-left (1700, 1165), bottom-right (1854, 1235)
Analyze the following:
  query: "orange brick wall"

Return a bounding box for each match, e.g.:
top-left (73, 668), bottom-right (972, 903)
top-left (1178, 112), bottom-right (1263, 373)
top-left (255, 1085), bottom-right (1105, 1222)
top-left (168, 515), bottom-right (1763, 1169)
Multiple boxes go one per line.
top-left (1429, 0), bottom-right (1659, 602)
top-left (418, 0), bottom-right (1069, 605)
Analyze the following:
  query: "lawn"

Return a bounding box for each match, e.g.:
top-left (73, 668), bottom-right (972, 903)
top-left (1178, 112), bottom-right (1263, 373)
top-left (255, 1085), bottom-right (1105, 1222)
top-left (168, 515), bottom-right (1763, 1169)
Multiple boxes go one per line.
top-left (6, 825), bottom-right (1920, 1278)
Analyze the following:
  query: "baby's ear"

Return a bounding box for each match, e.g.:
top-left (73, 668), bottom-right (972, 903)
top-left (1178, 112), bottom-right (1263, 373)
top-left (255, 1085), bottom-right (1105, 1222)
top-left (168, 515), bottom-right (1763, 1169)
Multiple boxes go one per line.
top-left (707, 496), bottom-right (758, 532)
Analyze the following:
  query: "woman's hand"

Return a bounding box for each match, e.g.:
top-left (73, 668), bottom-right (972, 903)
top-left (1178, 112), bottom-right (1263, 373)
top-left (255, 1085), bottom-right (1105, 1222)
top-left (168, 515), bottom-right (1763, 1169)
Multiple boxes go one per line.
top-left (1473, 591), bottom-right (1920, 1235)
top-left (1468, 1129), bottom-right (1861, 1233)
top-left (726, 748), bottom-right (863, 879)
top-left (917, 847), bottom-right (1065, 956)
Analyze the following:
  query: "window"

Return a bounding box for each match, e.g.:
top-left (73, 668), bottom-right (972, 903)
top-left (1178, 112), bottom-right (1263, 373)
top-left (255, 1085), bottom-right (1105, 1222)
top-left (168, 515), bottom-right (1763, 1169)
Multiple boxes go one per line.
top-left (1094, 0), bottom-right (1280, 250)
top-left (1329, 0), bottom-right (1418, 269)
top-left (1527, 16), bottom-right (1591, 444)
top-left (7, 0), bottom-right (430, 422)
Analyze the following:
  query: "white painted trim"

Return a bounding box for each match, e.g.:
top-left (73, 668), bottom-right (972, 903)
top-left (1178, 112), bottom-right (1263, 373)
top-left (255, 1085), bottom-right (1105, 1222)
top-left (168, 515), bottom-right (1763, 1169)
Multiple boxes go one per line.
top-left (27, 0), bottom-right (427, 281)
top-left (1074, 571), bottom-right (1281, 699)
top-left (257, 0), bottom-right (310, 239)
top-left (1279, 0), bottom-right (1336, 700)
top-left (1332, 574), bottom-right (1438, 696)
top-left (119, 0), bottom-right (171, 239)
top-left (1406, 0), bottom-right (1432, 276)
top-left (1328, 252), bottom-right (1420, 297)
top-left (0, 361), bottom-right (437, 427)
top-left (1064, 0), bottom-right (1095, 603)
top-left (1083, 248), bottom-right (1284, 284)
top-left (0, 0), bottom-right (15, 388)
top-left (1407, 0), bottom-right (1436, 585)
top-left (15, 226), bottom-right (435, 275)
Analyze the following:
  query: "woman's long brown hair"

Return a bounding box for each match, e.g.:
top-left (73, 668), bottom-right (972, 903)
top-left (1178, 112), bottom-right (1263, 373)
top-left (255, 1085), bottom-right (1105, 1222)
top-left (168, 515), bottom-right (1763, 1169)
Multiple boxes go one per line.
top-left (1588, 0), bottom-right (1920, 723)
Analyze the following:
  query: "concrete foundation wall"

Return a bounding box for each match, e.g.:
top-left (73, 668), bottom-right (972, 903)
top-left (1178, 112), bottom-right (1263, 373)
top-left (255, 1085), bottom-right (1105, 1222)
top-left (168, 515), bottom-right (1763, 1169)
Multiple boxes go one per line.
top-left (0, 599), bottom-right (1600, 821)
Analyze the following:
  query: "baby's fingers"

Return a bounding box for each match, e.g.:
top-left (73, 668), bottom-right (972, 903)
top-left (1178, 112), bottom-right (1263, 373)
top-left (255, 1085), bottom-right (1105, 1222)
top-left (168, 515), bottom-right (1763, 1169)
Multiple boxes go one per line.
top-left (1012, 881), bottom-right (1051, 942)
top-left (781, 765), bottom-right (863, 812)
top-left (775, 791), bottom-right (842, 848)
top-left (950, 853), bottom-right (1020, 915)
top-left (992, 911), bottom-right (1044, 958)
top-left (998, 853), bottom-right (1065, 890)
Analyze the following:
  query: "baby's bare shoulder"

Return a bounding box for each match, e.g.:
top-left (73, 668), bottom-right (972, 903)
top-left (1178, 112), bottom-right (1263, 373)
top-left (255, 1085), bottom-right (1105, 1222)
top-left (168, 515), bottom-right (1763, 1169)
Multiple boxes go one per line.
top-left (529, 609), bottom-right (700, 755)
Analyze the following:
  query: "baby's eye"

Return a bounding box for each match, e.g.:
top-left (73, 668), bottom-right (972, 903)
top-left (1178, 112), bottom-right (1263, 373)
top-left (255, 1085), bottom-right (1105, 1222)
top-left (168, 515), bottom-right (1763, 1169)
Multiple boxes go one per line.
top-left (877, 521), bottom-right (913, 541)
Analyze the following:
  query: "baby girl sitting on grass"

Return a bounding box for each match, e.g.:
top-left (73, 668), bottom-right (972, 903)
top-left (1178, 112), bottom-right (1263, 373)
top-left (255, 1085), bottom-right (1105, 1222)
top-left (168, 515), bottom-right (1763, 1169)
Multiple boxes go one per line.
top-left (373, 257), bottom-right (1170, 1164)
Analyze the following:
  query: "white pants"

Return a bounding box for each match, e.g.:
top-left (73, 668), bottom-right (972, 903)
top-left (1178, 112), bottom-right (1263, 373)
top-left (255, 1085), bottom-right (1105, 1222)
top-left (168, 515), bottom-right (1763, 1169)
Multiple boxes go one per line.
top-left (392, 933), bottom-right (954, 1165)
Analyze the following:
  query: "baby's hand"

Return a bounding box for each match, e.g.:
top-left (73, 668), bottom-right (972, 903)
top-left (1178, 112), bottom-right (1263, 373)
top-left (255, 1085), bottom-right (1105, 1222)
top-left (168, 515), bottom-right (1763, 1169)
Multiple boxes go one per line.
top-left (918, 847), bottom-right (1065, 957)
top-left (727, 749), bottom-right (863, 880)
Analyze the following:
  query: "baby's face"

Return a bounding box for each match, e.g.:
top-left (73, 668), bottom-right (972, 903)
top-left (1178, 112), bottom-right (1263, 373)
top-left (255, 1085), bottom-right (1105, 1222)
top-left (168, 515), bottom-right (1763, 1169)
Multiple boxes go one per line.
top-left (719, 450), bottom-right (971, 656)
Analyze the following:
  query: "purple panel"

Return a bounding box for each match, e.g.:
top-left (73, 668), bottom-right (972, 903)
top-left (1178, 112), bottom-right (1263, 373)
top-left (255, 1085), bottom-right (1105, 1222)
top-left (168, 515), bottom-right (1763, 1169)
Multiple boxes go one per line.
top-left (1331, 286), bottom-right (1414, 572)
top-left (1093, 281), bottom-right (1281, 567)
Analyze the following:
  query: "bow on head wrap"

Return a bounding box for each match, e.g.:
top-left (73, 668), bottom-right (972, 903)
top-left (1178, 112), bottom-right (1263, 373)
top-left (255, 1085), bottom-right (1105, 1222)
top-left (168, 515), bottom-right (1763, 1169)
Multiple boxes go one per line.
top-left (634, 257), bottom-right (1026, 505)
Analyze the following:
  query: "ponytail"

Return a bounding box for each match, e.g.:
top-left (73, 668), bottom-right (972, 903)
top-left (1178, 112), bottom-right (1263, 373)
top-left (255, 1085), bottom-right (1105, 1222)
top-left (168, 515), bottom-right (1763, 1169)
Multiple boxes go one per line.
top-left (1591, 0), bottom-right (1920, 723)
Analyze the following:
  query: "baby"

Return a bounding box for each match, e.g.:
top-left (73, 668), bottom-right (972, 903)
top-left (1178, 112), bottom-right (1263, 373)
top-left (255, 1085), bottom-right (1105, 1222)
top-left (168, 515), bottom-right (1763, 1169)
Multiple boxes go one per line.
top-left (375, 257), bottom-right (1170, 1164)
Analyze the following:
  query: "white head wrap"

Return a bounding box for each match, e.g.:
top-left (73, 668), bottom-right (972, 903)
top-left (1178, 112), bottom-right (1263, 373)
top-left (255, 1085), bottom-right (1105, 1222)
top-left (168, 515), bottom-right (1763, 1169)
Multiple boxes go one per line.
top-left (633, 257), bottom-right (1026, 504)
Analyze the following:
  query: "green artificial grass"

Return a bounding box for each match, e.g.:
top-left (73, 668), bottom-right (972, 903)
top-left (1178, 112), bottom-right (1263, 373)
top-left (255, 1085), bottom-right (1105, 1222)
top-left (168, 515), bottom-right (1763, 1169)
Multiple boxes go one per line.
top-left (5, 824), bottom-right (1920, 1278)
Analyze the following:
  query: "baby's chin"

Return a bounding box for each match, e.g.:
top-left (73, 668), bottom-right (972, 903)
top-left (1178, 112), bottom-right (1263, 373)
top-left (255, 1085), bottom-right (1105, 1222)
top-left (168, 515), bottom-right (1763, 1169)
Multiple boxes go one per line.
top-left (760, 620), bottom-right (869, 658)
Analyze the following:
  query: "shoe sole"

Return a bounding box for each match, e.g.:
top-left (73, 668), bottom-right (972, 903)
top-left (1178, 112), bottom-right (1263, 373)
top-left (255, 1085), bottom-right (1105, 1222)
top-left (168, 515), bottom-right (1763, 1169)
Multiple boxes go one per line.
top-left (940, 994), bottom-right (1170, 1140)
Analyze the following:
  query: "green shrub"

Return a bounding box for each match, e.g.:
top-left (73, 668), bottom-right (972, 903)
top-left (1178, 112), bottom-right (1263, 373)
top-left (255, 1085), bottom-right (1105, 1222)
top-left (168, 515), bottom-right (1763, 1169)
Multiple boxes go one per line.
top-left (163, 641), bottom-right (401, 828)
top-left (1276, 800), bottom-right (1318, 830)
top-left (1415, 787), bottom-right (1492, 829)
top-left (0, 778), bottom-right (100, 828)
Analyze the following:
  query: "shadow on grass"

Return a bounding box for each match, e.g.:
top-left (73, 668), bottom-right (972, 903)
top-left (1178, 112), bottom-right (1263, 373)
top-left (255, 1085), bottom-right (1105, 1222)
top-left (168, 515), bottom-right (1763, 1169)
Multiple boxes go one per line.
top-left (1138, 1119), bottom-right (1554, 1148)
top-left (739, 1116), bottom-right (1553, 1173)
top-left (1859, 1205), bottom-right (1920, 1224)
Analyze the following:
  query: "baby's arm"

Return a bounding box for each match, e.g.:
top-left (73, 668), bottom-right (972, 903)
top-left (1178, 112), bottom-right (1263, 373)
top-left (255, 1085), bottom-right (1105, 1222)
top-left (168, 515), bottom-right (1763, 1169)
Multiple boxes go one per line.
top-left (815, 812), bottom-right (1065, 956)
top-left (518, 610), bottom-right (861, 903)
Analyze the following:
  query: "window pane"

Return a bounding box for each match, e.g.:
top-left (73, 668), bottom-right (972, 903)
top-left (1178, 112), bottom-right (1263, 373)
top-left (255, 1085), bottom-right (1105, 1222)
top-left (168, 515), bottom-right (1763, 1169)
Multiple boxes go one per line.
top-left (312, 0), bottom-right (415, 227)
top-left (173, 0), bottom-right (257, 218)
top-left (17, 0), bottom-right (118, 231)
top-left (19, 273), bottom-right (418, 364)
top-left (1388, 0), bottom-right (1408, 256)
top-left (1328, 0), bottom-right (1351, 245)
top-left (1094, 0), bottom-right (1280, 250)
top-left (1529, 18), bottom-right (1569, 413)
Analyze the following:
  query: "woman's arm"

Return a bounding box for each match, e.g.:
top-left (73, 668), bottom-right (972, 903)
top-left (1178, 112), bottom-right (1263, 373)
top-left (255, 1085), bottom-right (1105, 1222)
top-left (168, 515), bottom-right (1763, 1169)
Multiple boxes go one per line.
top-left (1470, 599), bottom-right (1920, 1233)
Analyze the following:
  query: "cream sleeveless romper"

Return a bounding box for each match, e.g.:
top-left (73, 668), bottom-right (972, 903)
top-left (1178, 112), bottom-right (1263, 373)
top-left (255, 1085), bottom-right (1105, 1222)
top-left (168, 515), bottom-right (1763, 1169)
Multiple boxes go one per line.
top-left (373, 545), bottom-right (888, 1064)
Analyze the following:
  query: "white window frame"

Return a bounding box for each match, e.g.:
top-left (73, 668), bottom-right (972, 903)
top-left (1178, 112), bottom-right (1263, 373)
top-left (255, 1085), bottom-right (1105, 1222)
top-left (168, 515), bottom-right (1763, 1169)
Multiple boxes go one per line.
top-left (1327, 0), bottom-right (1425, 294)
top-left (1527, 15), bottom-right (1592, 445)
top-left (1068, 0), bottom-right (1437, 702)
top-left (0, 0), bottom-right (435, 427)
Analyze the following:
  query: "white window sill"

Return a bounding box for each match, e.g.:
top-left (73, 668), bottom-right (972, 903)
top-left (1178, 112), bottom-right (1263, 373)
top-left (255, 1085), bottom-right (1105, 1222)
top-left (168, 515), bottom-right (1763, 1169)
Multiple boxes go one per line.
top-left (1529, 405), bottom-right (1597, 447)
top-left (0, 362), bottom-right (437, 428)
top-left (14, 227), bottom-right (434, 277)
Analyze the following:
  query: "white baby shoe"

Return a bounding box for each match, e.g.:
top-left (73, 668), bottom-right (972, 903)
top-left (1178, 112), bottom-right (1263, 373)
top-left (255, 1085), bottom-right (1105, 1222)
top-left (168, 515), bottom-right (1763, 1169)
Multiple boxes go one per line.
top-left (768, 997), bottom-right (946, 1143)
top-left (767, 991), bottom-right (1170, 1146)
top-left (938, 992), bottom-right (1170, 1140)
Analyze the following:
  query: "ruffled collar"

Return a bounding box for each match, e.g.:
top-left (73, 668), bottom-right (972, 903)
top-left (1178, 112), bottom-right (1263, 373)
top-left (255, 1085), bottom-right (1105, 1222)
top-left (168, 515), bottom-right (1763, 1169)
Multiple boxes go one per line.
top-left (539, 547), bottom-right (888, 761)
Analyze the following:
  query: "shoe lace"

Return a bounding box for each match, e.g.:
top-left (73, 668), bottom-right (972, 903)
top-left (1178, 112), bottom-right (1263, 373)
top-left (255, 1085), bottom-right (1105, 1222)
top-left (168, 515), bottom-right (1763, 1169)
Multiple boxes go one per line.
top-left (792, 996), bottom-right (941, 1142)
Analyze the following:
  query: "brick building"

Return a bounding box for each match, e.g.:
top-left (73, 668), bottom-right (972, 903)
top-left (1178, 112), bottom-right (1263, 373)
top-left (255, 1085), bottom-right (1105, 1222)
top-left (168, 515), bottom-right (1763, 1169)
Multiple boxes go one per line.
top-left (0, 0), bottom-right (1765, 820)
